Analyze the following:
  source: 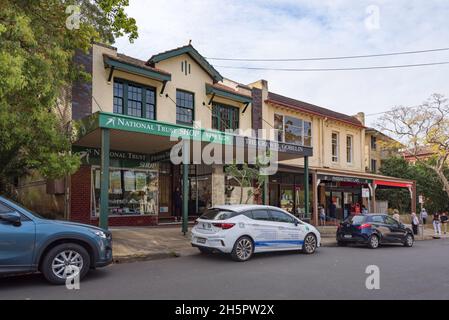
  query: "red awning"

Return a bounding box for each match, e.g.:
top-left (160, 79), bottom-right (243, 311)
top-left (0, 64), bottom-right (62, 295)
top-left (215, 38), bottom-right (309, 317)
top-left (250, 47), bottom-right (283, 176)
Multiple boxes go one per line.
top-left (374, 180), bottom-right (412, 188)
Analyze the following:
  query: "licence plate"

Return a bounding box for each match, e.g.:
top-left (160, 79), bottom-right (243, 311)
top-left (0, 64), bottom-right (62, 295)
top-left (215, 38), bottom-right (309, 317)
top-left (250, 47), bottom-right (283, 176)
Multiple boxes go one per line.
top-left (344, 234), bottom-right (352, 239)
top-left (197, 237), bottom-right (207, 244)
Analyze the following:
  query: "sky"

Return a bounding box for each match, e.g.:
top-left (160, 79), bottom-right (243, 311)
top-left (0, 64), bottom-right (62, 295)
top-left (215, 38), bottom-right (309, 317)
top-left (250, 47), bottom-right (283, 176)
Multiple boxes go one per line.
top-left (114, 0), bottom-right (449, 127)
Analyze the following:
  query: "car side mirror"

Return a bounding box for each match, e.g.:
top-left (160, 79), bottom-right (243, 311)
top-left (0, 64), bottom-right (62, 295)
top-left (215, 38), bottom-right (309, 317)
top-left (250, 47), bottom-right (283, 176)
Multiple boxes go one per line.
top-left (294, 219), bottom-right (299, 226)
top-left (0, 212), bottom-right (22, 227)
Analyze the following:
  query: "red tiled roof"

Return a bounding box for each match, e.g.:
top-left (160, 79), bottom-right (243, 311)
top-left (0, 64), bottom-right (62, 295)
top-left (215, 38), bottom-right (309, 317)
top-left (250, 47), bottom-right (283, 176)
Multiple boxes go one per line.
top-left (266, 92), bottom-right (364, 127)
top-left (211, 83), bottom-right (252, 99)
top-left (104, 53), bottom-right (171, 76)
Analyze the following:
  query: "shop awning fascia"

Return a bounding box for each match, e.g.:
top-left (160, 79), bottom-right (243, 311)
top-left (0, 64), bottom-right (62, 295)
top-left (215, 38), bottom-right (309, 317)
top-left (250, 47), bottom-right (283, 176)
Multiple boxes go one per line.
top-left (206, 83), bottom-right (253, 104)
top-left (103, 55), bottom-right (171, 83)
top-left (73, 112), bottom-right (313, 158)
top-left (374, 180), bottom-right (413, 188)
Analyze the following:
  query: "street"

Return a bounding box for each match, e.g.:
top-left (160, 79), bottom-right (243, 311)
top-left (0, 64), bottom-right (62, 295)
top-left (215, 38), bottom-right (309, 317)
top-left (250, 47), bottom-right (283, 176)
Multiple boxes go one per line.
top-left (1, 239), bottom-right (448, 300)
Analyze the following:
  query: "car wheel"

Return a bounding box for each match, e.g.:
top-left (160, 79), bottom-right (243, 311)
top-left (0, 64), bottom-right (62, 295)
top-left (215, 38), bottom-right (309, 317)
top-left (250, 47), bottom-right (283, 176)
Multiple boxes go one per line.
top-left (337, 241), bottom-right (347, 247)
top-left (404, 234), bottom-right (414, 247)
top-left (41, 243), bottom-right (90, 285)
top-left (367, 235), bottom-right (380, 249)
top-left (302, 233), bottom-right (317, 254)
top-left (231, 236), bottom-right (254, 262)
top-left (198, 247), bottom-right (212, 254)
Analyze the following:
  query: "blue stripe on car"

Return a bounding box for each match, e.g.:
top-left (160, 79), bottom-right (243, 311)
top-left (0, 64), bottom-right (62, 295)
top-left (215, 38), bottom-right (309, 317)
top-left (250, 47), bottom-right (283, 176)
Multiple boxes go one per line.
top-left (254, 240), bottom-right (304, 247)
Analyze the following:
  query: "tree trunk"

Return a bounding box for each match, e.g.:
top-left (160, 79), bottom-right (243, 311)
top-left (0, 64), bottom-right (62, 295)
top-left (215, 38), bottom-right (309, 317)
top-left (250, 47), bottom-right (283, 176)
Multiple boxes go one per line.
top-left (433, 167), bottom-right (449, 198)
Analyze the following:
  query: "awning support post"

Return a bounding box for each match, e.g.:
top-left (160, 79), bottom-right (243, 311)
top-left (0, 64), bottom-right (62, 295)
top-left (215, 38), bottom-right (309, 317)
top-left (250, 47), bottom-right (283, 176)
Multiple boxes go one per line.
top-left (182, 140), bottom-right (189, 235)
top-left (304, 156), bottom-right (310, 219)
top-left (100, 128), bottom-right (110, 230)
top-left (312, 171), bottom-right (318, 225)
top-left (262, 177), bottom-right (268, 205)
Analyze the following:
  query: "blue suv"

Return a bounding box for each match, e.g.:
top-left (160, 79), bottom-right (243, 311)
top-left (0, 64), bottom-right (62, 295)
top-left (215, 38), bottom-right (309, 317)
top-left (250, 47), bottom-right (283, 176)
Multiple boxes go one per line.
top-left (0, 196), bottom-right (112, 284)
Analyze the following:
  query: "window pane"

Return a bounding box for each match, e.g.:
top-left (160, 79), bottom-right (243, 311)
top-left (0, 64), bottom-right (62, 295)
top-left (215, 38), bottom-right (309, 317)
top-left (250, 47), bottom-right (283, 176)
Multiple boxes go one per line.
top-left (252, 210), bottom-right (270, 221)
top-left (346, 135), bottom-right (352, 163)
top-left (127, 84), bottom-right (142, 117)
top-left (211, 103), bottom-right (239, 131)
top-left (285, 123), bottom-right (303, 145)
top-left (176, 90), bottom-right (194, 124)
top-left (332, 132), bottom-right (339, 162)
top-left (113, 82), bottom-right (124, 114)
top-left (270, 210), bottom-right (294, 223)
top-left (145, 88), bottom-right (155, 119)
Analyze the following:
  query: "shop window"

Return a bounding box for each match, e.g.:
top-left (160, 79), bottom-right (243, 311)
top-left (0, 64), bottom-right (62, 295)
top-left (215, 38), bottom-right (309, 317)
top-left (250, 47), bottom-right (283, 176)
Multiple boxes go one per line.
top-left (332, 132), bottom-right (339, 162)
top-left (113, 79), bottom-right (156, 120)
top-left (212, 103), bottom-right (239, 132)
top-left (176, 89), bottom-right (194, 125)
top-left (275, 114), bottom-right (312, 147)
top-left (91, 168), bottom-right (158, 217)
top-left (346, 135), bottom-right (353, 163)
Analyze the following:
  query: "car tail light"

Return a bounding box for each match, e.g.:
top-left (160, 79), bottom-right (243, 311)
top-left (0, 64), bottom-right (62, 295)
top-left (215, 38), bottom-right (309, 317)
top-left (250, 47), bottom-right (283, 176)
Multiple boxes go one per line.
top-left (358, 223), bottom-right (372, 230)
top-left (213, 223), bottom-right (235, 230)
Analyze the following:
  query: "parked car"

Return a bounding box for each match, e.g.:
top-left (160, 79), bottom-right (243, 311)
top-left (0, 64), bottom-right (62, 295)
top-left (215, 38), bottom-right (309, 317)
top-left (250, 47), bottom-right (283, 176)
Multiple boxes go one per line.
top-left (336, 214), bottom-right (414, 249)
top-left (0, 196), bottom-right (112, 284)
top-left (191, 205), bottom-right (321, 262)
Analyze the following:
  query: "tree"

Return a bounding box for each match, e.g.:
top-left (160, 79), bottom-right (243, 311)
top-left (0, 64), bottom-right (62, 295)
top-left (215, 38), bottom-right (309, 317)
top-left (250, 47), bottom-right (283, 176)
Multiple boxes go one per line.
top-left (377, 94), bottom-right (449, 198)
top-left (378, 156), bottom-right (449, 214)
top-left (225, 161), bottom-right (268, 204)
top-left (0, 1), bottom-right (138, 195)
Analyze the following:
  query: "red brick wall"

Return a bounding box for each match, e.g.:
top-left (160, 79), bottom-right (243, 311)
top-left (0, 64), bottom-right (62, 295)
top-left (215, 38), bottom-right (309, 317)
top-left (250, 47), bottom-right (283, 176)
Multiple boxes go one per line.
top-left (70, 166), bottom-right (91, 224)
top-left (70, 165), bottom-right (158, 227)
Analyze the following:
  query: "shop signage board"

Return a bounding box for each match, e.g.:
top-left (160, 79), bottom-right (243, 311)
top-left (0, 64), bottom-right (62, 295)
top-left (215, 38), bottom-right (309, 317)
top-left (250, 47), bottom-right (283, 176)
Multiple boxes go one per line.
top-left (75, 112), bottom-right (313, 158)
top-left (362, 188), bottom-right (370, 198)
top-left (73, 146), bottom-right (162, 169)
top-left (318, 174), bottom-right (372, 184)
top-left (99, 112), bottom-right (233, 145)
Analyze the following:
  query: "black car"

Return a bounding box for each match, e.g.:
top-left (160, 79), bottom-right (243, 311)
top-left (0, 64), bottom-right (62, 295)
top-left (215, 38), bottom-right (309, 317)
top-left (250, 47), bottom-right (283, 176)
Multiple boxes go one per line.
top-left (336, 214), bottom-right (414, 249)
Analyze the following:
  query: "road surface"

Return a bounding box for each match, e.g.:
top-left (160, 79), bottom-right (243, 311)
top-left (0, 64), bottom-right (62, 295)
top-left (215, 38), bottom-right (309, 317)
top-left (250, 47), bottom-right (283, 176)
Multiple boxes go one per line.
top-left (1, 239), bottom-right (448, 300)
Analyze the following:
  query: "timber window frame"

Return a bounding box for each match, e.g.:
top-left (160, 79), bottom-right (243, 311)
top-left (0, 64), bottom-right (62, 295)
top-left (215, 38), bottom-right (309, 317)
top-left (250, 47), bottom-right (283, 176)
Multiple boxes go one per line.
top-left (113, 78), bottom-right (156, 120)
top-left (211, 103), bottom-right (240, 132)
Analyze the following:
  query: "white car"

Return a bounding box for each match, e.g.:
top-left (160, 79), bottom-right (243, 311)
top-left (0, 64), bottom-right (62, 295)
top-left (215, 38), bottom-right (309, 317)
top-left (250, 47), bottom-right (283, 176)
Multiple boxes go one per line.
top-left (191, 205), bottom-right (321, 262)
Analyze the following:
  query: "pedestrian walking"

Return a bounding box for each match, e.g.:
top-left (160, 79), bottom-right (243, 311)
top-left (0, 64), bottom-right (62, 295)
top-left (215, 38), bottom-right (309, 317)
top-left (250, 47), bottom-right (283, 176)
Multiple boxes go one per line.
top-left (433, 211), bottom-right (442, 237)
top-left (420, 208), bottom-right (428, 225)
top-left (392, 209), bottom-right (401, 223)
top-left (411, 212), bottom-right (419, 235)
top-left (319, 204), bottom-right (326, 226)
top-left (440, 211), bottom-right (448, 235)
top-left (173, 187), bottom-right (182, 222)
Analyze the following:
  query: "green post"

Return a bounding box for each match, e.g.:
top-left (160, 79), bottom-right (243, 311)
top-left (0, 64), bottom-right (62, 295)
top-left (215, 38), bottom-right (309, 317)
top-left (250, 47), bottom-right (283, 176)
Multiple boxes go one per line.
top-left (304, 156), bottom-right (309, 219)
top-left (100, 128), bottom-right (110, 230)
top-left (182, 141), bottom-right (189, 235)
top-left (262, 177), bottom-right (268, 205)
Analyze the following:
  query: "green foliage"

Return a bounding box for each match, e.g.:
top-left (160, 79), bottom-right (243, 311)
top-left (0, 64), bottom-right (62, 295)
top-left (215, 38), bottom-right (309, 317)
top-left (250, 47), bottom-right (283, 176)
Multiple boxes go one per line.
top-left (378, 157), bottom-right (449, 214)
top-left (225, 159), bottom-right (269, 204)
top-left (0, 0), bottom-right (138, 194)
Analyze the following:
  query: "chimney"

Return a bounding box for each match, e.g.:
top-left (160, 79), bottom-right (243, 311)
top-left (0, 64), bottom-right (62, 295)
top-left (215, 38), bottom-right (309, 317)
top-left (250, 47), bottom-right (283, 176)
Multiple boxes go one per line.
top-left (353, 112), bottom-right (365, 126)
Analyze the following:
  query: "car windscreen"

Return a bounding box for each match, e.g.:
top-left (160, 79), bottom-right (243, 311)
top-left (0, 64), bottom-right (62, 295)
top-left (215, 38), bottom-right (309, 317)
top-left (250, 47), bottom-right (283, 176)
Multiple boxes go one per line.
top-left (346, 215), bottom-right (366, 225)
top-left (199, 209), bottom-right (235, 220)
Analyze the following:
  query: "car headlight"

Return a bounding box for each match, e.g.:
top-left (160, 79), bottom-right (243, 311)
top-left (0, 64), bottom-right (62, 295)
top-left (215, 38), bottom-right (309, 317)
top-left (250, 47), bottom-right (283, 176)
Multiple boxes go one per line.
top-left (90, 229), bottom-right (107, 239)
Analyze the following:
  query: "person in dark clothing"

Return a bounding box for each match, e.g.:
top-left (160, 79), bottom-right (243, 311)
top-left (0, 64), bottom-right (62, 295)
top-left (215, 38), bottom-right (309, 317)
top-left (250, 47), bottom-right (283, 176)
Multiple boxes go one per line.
top-left (441, 211), bottom-right (448, 234)
top-left (173, 187), bottom-right (182, 222)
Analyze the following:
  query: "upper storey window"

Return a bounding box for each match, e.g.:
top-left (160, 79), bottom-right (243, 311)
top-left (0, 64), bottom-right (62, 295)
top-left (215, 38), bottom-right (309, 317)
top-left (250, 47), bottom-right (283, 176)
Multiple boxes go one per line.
top-left (113, 79), bottom-right (156, 120)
